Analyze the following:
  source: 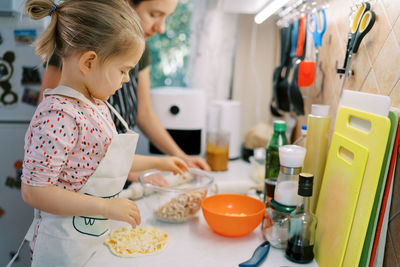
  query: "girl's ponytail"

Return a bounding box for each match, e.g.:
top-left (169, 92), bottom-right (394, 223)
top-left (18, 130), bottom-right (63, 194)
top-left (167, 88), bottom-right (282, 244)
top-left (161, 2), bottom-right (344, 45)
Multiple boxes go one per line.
top-left (24, 0), bottom-right (59, 62)
top-left (25, 0), bottom-right (144, 64)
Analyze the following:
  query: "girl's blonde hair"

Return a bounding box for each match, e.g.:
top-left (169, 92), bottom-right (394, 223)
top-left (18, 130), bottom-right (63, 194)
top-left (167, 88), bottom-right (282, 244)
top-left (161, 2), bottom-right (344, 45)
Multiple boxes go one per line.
top-left (25, 0), bottom-right (145, 63)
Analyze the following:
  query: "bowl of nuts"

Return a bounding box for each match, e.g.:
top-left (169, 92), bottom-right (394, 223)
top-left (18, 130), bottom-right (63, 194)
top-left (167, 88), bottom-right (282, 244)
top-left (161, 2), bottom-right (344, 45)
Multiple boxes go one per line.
top-left (138, 168), bottom-right (214, 223)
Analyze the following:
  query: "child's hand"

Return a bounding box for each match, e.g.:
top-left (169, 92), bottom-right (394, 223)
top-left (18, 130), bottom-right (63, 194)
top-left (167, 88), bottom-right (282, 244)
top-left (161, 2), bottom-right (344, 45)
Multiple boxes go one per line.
top-left (157, 156), bottom-right (189, 175)
top-left (142, 172), bottom-right (169, 187)
top-left (101, 198), bottom-right (141, 228)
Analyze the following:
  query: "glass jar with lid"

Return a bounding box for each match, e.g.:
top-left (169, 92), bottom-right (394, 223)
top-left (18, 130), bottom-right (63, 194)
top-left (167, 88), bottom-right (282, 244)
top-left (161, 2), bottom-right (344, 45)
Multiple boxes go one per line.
top-left (262, 145), bottom-right (306, 249)
top-left (274, 145), bottom-right (306, 206)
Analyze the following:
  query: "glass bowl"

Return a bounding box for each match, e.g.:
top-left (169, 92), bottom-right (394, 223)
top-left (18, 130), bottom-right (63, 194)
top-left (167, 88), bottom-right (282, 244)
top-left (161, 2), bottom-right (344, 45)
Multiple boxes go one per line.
top-left (139, 168), bottom-right (214, 223)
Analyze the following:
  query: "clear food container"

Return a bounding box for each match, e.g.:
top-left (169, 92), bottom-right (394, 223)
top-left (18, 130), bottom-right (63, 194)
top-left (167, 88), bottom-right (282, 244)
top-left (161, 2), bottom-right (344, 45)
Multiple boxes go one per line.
top-left (139, 168), bottom-right (214, 223)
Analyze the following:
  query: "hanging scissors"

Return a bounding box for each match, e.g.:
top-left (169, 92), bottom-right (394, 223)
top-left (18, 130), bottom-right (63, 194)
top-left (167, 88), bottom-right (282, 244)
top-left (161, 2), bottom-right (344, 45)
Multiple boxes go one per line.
top-left (310, 8), bottom-right (326, 50)
top-left (308, 8), bottom-right (326, 97)
top-left (338, 2), bottom-right (375, 96)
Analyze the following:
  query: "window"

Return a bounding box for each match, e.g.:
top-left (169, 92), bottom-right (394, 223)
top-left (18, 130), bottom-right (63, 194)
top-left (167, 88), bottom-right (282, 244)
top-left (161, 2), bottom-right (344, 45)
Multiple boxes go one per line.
top-left (147, 0), bottom-right (192, 88)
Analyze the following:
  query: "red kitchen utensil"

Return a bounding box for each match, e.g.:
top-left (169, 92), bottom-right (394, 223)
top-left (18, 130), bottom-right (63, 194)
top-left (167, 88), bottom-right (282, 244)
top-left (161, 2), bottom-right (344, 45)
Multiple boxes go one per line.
top-left (298, 15), bottom-right (316, 88)
top-left (298, 60), bottom-right (316, 87)
top-left (296, 15), bottom-right (306, 57)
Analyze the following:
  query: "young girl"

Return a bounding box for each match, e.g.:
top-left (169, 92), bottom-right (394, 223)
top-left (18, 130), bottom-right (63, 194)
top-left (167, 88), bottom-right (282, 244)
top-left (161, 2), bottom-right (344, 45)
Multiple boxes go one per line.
top-left (40, 0), bottom-right (211, 176)
top-left (14, 0), bottom-right (188, 266)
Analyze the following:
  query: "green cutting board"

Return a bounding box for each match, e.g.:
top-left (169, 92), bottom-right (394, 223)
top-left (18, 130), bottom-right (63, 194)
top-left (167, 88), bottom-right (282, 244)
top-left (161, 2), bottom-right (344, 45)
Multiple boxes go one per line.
top-left (359, 111), bottom-right (398, 267)
top-left (315, 132), bottom-right (369, 267)
top-left (334, 107), bottom-right (390, 267)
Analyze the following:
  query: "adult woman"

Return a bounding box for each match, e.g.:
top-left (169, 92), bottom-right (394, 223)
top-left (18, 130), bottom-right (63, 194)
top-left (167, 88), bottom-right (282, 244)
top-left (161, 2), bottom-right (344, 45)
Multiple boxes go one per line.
top-left (40, 0), bottom-right (210, 179)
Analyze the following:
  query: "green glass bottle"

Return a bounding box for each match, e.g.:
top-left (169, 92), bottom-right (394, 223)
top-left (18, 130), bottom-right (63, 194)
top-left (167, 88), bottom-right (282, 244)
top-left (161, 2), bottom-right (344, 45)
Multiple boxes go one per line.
top-left (263, 120), bottom-right (288, 203)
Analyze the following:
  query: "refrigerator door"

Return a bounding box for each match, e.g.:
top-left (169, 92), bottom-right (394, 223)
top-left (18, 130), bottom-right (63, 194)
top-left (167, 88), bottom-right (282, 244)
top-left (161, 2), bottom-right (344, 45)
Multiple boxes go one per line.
top-left (0, 16), bottom-right (44, 121)
top-left (0, 123), bottom-right (33, 266)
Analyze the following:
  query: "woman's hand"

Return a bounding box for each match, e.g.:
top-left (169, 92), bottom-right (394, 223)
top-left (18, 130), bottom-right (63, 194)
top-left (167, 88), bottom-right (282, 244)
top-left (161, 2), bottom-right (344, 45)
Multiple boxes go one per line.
top-left (101, 198), bottom-right (141, 228)
top-left (180, 155), bottom-right (211, 171)
top-left (156, 156), bottom-right (189, 175)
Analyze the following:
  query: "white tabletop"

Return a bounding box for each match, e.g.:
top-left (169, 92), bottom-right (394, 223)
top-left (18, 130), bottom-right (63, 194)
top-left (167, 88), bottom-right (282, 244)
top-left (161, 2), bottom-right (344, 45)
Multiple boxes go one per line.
top-left (87, 160), bottom-right (319, 267)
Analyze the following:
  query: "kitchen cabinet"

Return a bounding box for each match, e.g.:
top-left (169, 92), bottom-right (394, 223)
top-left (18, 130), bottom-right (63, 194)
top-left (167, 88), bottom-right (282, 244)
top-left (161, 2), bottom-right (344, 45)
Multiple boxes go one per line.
top-left (87, 160), bottom-right (318, 267)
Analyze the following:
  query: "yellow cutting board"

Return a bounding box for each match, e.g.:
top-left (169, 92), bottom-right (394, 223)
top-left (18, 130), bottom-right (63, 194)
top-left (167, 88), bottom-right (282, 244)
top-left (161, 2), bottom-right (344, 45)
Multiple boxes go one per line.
top-left (337, 107), bottom-right (390, 267)
top-left (314, 132), bottom-right (369, 267)
top-left (315, 107), bottom-right (390, 267)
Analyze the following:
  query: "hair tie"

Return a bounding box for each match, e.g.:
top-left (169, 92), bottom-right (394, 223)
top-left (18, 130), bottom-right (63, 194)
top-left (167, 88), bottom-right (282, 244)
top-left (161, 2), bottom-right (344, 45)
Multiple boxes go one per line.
top-left (49, 4), bottom-right (58, 16)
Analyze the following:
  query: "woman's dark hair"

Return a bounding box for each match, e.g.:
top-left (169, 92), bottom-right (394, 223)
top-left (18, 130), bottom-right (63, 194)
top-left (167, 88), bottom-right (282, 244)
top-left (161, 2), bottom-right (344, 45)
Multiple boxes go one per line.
top-left (129, 0), bottom-right (150, 7)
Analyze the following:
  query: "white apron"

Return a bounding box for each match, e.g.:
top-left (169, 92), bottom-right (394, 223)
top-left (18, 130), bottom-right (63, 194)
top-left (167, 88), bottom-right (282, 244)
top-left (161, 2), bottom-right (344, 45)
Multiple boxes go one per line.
top-left (8, 86), bottom-right (138, 267)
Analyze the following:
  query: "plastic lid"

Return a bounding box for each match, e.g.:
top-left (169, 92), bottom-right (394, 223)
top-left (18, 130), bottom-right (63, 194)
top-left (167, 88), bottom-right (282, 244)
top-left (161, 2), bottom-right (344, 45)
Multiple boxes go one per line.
top-left (273, 120), bottom-right (286, 132)
top-left (279, 145), bottom-right (307, 167)
top-left (311, 104), bottom-right (330, 117)
top-left (298, 173), bottom-right (314, 197)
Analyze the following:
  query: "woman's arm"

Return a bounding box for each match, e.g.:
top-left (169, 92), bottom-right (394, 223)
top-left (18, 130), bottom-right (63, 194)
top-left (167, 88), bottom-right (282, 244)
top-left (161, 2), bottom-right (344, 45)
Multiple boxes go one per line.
top-left (39, 65), bottom-right (62, 102)
top-left (21, 183), bottom-right (141, 227)
top-left (131, 155), bottom-right (188, 174)
top-left (135, 67), bottom-right (210, 171)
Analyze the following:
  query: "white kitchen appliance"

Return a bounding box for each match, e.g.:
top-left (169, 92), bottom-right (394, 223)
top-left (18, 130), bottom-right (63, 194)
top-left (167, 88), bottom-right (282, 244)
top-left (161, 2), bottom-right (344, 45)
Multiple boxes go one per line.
top-left (0, 12), bottom-right (45, 266)
top-left (149, 87), bottom-right (206, 156)
top-left (0, 0), bottom-right (24, 16)
top-left (208, 100), bottom-right (241, 159)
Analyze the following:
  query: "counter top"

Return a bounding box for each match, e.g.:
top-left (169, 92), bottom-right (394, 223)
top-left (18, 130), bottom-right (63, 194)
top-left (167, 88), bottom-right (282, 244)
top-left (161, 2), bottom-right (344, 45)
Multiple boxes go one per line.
top-left (87, 160), bottom-right (318, 267)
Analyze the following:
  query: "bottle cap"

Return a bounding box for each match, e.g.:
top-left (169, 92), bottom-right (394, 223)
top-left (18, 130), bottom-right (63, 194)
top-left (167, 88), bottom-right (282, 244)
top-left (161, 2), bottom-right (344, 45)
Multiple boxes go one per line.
top-left (298, 173), bottom-right (314, 196)
top-left (279, 145), bottom-right (306, 168)
top-left (273, 120), bottom-right (286, 132)
top-left (301, 124), bottom-right (307, 135)
top-left (311, 104), bottom-right (330, 117)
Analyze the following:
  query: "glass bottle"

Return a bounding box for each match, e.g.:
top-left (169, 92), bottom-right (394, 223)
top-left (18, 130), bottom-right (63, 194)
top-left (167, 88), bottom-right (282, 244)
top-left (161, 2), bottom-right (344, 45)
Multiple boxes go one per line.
top-left (302, 104), bottom-right (331, 213)
top-left (286, 173), bottom-right (317, 263)
top-left (293, 124), bottom-right (307, 147)
top-left (263, 120), bottom-right (288, 203)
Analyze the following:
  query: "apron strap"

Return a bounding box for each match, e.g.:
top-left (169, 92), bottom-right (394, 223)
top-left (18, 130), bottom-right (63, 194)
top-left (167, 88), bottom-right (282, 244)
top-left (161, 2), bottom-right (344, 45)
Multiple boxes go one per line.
top-left (104, 101), bottom-right (131, 132)
top-left (44, 86), bottom-right (122, 134)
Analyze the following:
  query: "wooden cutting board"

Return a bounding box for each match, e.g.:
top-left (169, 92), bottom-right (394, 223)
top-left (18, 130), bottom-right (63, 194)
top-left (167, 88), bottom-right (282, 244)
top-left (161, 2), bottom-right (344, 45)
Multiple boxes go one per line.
top-left (314, 132), bottom-right (369, 267)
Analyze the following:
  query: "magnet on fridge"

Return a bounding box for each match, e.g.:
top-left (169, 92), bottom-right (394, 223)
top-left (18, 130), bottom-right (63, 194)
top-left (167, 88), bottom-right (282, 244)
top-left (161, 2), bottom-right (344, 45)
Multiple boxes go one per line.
top-left (0, 51), bottom-right (18, 106)
top-left (22, 87), bottom-right (40, 106)
top-left (5, 160), bottom-right (23, 189)
top-left (14, 29), bottom-right (37, 45)
top-left (21, 66), bottom-right (41, 85)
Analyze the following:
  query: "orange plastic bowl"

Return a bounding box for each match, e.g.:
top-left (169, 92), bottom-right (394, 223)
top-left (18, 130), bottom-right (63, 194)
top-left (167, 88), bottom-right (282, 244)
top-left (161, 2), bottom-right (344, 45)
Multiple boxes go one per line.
top-left (201, 194), bottom-right (266, 237)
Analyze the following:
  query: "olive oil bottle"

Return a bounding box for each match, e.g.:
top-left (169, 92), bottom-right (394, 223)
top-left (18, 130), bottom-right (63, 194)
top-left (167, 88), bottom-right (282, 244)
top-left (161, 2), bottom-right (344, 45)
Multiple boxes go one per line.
top-left (263, 120), bottom-right (288, 203)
